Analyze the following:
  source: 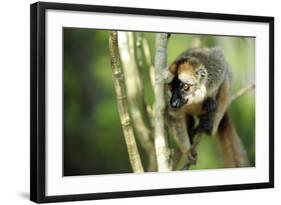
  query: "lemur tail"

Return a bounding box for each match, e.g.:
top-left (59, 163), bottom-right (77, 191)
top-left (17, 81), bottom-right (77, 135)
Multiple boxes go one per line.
top-left (217, 112), bottom-right (249, 167)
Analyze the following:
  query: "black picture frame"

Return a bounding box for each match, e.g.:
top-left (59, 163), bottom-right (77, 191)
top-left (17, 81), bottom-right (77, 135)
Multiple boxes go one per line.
top-left (30, 1), bottom-right (274, 203)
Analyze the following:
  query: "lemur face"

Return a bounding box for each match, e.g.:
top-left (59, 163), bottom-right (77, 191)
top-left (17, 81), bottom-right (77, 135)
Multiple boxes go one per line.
top-left (169, 76), bottom-right (190, 108)
top-left (167, 57), bottom-right (207, 109)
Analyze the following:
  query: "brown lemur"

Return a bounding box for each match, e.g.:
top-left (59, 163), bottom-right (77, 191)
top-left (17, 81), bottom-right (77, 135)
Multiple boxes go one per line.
top-left (164, 47), bottom-right (249, 168)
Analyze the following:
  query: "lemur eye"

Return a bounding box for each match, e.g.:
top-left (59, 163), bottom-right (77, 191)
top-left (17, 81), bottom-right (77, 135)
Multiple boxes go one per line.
top-left (183, 83), bottom-right (190, 92)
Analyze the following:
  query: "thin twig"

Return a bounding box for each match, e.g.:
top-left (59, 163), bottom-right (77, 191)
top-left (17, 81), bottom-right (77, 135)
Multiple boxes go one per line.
top-left (154, 33), bottom-right (172, 171)
top-left (231, 83), bottom-right (255, 102)
top-left (109, 31), bottom-right (144, 173)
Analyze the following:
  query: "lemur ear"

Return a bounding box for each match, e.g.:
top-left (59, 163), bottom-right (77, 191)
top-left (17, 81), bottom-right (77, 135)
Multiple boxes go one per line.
top-left (195, 65), bottom-right (207, 83)
top-left (164, 67), bottom-right (175, 83)
top-left (169, 63), bottom-right (177, 75)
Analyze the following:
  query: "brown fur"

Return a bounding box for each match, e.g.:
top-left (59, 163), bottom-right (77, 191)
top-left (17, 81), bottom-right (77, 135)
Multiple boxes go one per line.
top-left (177, 62), bottom-right (195, 75)
top-left (183, 102), bottom-right (205, 115)
top-left (211, 79), bottom-right (230, 135)
top-left (169, 59), bottom-right (197, 76)
top-left (167, 47), bottom-right (249, 168)
top-left (218, 113), bottom-right (249, 167)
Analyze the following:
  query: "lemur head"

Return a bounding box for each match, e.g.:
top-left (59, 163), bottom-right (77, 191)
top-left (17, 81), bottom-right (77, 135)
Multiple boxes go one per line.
top-left (166, 56), bottom-right (207, 109)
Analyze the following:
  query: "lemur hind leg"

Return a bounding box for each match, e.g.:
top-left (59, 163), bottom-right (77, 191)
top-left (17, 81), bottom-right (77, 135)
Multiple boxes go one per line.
top-left (167, 111), bottom-right (197, 165)
top-left (211, 79), bottom-right (231, 136)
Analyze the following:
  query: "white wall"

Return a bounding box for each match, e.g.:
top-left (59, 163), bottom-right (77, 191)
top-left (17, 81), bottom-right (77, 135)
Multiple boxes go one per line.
top-left (0, 0), bottom-right (279, 204)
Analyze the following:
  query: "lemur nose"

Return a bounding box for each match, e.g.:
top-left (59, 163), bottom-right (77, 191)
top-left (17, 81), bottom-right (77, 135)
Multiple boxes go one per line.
top-left (171, 100), bottom-right (180, 108)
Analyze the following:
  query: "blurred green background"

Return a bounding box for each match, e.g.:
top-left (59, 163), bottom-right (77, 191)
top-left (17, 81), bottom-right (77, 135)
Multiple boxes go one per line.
top-left (63, 28), bottom-right (255, 176)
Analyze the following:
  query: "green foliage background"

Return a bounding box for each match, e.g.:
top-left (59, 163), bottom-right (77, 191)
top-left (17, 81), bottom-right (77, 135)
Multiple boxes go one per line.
top-left (63, 28), bottom-right (255, 176)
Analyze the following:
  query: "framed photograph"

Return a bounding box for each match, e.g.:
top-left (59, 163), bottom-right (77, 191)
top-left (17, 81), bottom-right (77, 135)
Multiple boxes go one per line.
top-left (30, 1), bottom-right (274, 203)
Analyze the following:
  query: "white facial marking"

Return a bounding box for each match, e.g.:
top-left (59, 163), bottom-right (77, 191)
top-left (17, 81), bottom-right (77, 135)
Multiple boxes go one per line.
top-left (178, 72), bottom-right (190, 83)
top-left (187, 85), bottom-right (207, 104)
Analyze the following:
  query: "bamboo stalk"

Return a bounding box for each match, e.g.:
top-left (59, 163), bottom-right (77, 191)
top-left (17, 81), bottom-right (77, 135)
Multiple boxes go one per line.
top-left (109, 31), bottom-right (144, 173)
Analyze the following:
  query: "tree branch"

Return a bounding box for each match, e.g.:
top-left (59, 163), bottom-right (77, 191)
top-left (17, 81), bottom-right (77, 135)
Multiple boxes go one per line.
top-left (191, 36), bottom-right (202, 48)
top-left (142, 37), bottom-right (155, 89)
top-left (154, 33), bottom-right (172, 171)
top-left (109, 31), bottom-right (144, 173)
top-left (117, 31), bottom-right (157, 171)
top-left (135, 33), bottom-right (154, 130)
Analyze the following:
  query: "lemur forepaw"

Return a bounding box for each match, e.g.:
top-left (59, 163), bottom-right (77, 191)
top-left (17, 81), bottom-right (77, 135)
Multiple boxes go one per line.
top-left (188, 146), bottom-right (198, 164)
top-left (190, 114), bottom-right (213, 136)
top-left (202, 97), bottom-right (217, 113)
top-left (198, 114), bottom-right (213, 133)
top-left (183, 145), bottom-right (198, 169)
